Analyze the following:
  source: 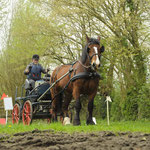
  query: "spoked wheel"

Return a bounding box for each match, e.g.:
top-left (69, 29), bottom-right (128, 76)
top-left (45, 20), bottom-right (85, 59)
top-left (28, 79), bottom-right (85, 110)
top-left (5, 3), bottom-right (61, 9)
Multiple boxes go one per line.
top-left (22, 100), bottom-right (33, 125)
top-left (12, 103), bottom-right (20, 124)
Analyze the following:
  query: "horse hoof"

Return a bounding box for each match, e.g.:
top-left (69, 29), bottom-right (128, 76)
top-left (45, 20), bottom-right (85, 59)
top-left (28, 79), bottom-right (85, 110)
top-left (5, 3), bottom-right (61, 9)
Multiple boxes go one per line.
top-left (86, 120), bottom-right (95, 125)
top-left (63, 117), bottom-right (71, 125)
top-left (73, 119), bottom-right (81, 126)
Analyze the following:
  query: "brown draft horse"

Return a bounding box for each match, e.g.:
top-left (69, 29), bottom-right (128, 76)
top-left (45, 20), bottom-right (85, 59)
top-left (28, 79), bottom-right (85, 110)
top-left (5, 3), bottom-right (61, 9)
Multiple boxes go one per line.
top-left (50, 35), bottom-right (105, 125)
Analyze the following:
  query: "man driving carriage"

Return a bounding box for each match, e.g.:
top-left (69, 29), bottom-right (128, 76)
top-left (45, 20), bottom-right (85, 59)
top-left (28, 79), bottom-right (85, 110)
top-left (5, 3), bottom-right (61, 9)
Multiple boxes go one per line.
top-left (24, 54), bottom-right (49, 91)
top-left (24, 54), bottom-right (46, 80)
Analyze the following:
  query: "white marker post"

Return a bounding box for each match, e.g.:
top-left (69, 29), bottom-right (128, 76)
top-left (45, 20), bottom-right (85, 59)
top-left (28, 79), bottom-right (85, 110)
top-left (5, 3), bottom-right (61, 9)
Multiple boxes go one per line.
top-left (3, 97), bottom-right (13, 124)
top-left (106, 96), bottom-right (112, 126)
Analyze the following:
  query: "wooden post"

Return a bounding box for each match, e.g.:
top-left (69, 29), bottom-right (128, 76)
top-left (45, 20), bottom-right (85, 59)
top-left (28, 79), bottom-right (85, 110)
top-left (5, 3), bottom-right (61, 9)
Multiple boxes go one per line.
top-left (106, 96), bottom-right (112, 126)
top-left (106, 100), bottom-right (109, 125)
top-left (6, 110), bottom-right (8, 124)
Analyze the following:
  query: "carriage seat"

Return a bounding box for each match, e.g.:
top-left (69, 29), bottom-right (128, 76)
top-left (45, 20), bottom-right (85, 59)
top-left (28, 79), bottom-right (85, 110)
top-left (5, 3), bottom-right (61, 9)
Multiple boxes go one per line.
top-left (25, 74), bottom-right (51, 92)
top-left (25, 79), bottom-right (35, 90)
top-left (35, 80), bottom-right (45, 88)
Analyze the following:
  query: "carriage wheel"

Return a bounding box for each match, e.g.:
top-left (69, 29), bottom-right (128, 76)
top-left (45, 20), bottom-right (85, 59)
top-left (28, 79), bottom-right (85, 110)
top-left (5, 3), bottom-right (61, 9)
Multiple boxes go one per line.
top-left (12, 103), bottom-right (20, 124)
top-left (22, 100), bottom-right (33, 125)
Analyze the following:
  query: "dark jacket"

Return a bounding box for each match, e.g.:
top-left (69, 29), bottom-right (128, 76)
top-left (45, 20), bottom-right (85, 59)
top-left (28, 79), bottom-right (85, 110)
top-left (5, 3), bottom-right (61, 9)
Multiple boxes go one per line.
top-left (24, 62), bottom-right (46, 81)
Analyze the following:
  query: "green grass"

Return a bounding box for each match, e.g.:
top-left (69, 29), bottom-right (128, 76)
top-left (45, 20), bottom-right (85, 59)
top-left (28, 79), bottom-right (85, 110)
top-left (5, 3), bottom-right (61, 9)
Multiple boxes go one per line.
top-left (0, 120), bottom-right (150, 135)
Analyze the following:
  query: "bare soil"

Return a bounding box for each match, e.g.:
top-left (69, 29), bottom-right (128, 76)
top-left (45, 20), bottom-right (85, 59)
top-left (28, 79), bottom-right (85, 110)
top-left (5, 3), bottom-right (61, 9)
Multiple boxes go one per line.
top-left (0, 129), bottom-right (149, 150)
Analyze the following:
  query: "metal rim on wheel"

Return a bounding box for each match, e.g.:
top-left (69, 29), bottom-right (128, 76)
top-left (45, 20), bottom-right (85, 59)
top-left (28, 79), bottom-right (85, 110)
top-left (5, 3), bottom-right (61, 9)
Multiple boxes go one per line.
top-left (22, 100), bottom-right (33, 125)
top-left (12, 103), bottom-right (20, 124)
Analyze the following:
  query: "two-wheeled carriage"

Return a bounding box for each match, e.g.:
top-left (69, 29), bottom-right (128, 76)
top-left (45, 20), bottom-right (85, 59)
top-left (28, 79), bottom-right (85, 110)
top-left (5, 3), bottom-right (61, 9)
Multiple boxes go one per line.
top-left (12, 76), bottom-right (52, 125)
top-left (12, 69), bottom-right (74, 125)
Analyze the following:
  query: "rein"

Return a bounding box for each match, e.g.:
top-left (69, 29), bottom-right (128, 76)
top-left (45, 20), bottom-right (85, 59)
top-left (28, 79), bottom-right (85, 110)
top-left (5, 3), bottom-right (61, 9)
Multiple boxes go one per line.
top-left (51, 58), bottom-right (100, 100)
top-left (78, 60), bottom-right (91, 69)
top-left (78, 52), bottom-right (99, 70)
top-left (90, 53), bottom-right (99, 60)
top-left (51, 70), bottom-right (100, 100)
top-left (36, 67), bottom-right (74, 101)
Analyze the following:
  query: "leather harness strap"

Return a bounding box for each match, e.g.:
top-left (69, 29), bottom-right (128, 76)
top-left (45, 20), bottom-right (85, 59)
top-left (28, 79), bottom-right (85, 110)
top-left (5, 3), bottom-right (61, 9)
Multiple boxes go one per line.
top-left (51, 71), bottom-right (100, 100)
top-left (71, 72), bottom-right (100, 82)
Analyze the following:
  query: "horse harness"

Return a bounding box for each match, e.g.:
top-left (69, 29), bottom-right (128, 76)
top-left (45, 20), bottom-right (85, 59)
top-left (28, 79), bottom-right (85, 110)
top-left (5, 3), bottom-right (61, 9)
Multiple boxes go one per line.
top-left (37, 40), bottom-right (102, 101)
top-left (50, 61), bottom-right (100, 100)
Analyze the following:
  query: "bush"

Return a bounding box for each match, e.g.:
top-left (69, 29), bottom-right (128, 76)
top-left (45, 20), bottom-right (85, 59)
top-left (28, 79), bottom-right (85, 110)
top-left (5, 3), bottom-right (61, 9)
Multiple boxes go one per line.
top-left (137, 83), bottom-right (150, 120)
top-left (94, 95), bottom-right (107, 119)
top-left (122, 94), bottom-right (138, 121)
top-left (110, 93), bottom-right (122, 121)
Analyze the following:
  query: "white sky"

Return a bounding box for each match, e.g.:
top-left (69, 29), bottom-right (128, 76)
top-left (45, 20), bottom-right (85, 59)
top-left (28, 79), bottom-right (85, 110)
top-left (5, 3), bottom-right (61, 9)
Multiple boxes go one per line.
top-left (0, 0), bottom-right (14, 51)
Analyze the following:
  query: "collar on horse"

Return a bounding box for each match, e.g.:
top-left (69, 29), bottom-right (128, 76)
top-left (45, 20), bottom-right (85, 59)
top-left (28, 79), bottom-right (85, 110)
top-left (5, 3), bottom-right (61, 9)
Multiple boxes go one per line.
top-left (71, 71), bottom-right (100, 82)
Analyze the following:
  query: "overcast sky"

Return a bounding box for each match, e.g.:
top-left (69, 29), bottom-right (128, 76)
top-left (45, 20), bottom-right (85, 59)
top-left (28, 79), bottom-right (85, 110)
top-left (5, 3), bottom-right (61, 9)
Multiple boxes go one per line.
top-left (0, 0), bottom-right (14, 51)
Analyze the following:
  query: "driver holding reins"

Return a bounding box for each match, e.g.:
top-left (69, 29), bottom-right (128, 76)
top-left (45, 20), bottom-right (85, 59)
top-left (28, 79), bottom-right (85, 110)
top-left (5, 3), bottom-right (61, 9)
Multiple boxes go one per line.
top-left (24, 54), bottom-right (47, 81)
top-left (24, 54), bottom-right (50, 92)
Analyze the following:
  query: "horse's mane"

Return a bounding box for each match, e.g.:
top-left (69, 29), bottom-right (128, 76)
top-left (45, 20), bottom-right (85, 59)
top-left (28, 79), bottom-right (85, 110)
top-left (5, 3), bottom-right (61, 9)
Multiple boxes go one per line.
top-left (81, 38), bottom-right (100, 64)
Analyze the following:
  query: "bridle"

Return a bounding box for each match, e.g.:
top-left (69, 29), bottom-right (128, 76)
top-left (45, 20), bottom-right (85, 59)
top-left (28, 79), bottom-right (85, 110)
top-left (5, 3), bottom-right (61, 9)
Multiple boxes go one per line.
top-left (87, 44), bottom-right (101, 69)
top-left (88, 53), bottom-right (100, 62)
top-left (79, 43), bottom-right (101, 70)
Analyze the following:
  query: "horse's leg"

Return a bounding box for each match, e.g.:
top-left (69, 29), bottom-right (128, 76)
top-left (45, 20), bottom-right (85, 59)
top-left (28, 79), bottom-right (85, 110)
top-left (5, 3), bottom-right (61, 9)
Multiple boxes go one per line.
top-left (61, 94), bottom-right (72, 125)
top-left (51, 98), bottom-right (58, 122)
top-left (62, 93), bottom-right (72, 118)
top-left (51, 88), bottom-right (62, 122)
top-left (57, 93), bottom-right (64, 123)
top-left (86, 93), bottom-right (96, 125)
top-left (73, 88), bottom-right (81, 126)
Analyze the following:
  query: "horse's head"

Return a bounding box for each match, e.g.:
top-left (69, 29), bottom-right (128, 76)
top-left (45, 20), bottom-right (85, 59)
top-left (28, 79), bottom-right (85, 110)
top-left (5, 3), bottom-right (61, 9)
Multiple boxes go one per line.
top-left (81, 35), bottom-right (105, 70)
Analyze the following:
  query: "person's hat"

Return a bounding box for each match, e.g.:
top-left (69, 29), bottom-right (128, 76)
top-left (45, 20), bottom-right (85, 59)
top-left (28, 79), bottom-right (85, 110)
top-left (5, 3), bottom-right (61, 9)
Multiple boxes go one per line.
top-left (32, 54), bottom-right (39, 60)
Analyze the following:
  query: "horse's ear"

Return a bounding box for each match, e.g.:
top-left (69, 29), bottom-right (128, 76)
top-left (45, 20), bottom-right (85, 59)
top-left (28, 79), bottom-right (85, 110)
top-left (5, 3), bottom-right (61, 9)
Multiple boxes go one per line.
top-left (100, 46), bottom-right (105, 53)
top-left (97, 36), bottom-right (101, 41)
top-left (86, 34), bottom-right (90, 43)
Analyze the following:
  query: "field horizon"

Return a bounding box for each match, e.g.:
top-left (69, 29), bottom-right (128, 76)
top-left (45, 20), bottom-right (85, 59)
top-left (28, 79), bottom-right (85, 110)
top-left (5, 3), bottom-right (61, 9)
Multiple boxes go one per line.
top-left (0, 119), bottom-right (150, 135)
